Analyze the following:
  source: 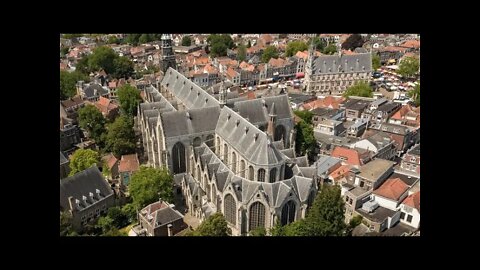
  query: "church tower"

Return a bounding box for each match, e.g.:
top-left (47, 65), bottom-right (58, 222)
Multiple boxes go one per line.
top-left (305, 41), bottom-right (315, 92)
top-left (160, 34), bottom-right (177, 73)
top-left (267, 102), bottom-right (276, 140)
top-left (219, 82), bottom-right (227, 108)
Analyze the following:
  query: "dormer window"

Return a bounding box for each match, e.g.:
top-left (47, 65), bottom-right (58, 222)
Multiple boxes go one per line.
top-left (236, 119), bottom-right (240, 126)
top-left (183, 81), bottom-right (186, 85)
top-left (245, 126), bottom-right (249, 134)
top-left (227, 113), bottom-right (231, 120)
top-left (190, 86), bottom-right (193, 91)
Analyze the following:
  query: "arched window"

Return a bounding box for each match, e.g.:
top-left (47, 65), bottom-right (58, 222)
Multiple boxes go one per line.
top-left (232, 152), bottom-right (237, 173)
top-left (257, 169), bottom-right (265, 182)
top-left (269, 168), bottom-right (277, 183)
top-left (281, 200), bottom-right (296, 226)
top-left (193, 137), bottom-right (201, 147)
top-left (249, 202), bottom-right (266, 231)
top-left (172, 142), bottom-right (186, 174)
top-left (224, 143), bottom-right (228, 164)
top-left (206, 134), bottom-right (214, 148)
top-left (240, 160), bottom-right (246, 178)
top-left (224, 194), bottom-right (236, 225)
top-left (216, 137), bottom-right (220, 155)
top-left (249, 166), bottom-right (254, 181)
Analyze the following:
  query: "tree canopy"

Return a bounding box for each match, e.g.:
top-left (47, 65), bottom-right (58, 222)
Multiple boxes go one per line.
top-left (78, 104), bottom-right (106, 143)
top-left (249, 226), bottom-right (267, 236)
top-left (397, 56), bottom-right (420, 78)
top-left (207, 34), bottom-right (234, 57)
top-left (261, 45), bottom-right (279, 63)
top-left (372, 53), bottom-right (381, 70)
top-left (311, 37), bottom-right (326, 52)
top-left (107, 36), bottom-right (120, 44)
top-left (187, 213), bottom-right (231, 236)
top-left (408, 83), bottom-right (420, 107)
top-left (294, 110), bottom-right (316, 160)
top-left (343, 81), bottom-right (373, 98)
top-left (129, 166), bottom-right (174, 209)
top-left (237, 43), bottom-right (247, 62)
top-left (323, 44), bottom-right (337, 55)
top-left (117, 84), bottom-right (141, 117)
top-left (60, 70), bottom-right (88, 100)
top-left (341, 34), bottom-right (365, 50)
top-left (76, 46), bottom-right (134, 79)
top-left (181, 36), bottom-right (192, 46)
top-left (286, 41), bottom-right (308, 57)
top-left (271, 185), bottom-right (346, 236)
top-left (125, 34), bottom-right (162, 46)
top-left (69, 149), bottom-right (100, 176)
top-left (105, 116), bottom-right (136, 157)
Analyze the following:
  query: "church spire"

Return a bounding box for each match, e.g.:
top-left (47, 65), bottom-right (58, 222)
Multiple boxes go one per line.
top-left (219, 82), bottom-right (227, 108)
top-left (267, 102), bottom-right (276, 140)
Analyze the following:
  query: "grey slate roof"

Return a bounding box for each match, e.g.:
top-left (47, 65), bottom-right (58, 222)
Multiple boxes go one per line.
top-left (154, 207), bottom-right (184, 226)
top-left (311, 53), bottom-right (372, 75)
top-left (60, 152), bottom-right (68, 165)
top-left (315, 155), bottom-right (342, 176)
top-left (280, 148), bottom-right (295, 158)
top-left (59, 166), bottom-right (112, 211)
top-left (377, 102), bottom-right (401, 113)
top-left (160, 67), bottom-right (219, 109)
top-left (345, 99), bottom-right (371, 111)
top-left (216, 106), bottom-right (285, 166)
top-left (370, 123), bottom-right (410, 135)
top-left (193, 143), bottom-right (315, 207)
top-left (83, 83), bottom-right (109, 98)
top-left (161, 106), bottom-right (220, 138)
top-left (233, 95), bottom-right (293, 125)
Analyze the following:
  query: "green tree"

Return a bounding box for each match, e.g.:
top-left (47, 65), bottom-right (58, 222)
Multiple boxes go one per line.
top-left (286, 41), bottom-right (308, 57)
top-left (346, 215), bottom-right (363, 236)
top-left (311, 37), bottom-right (326, 52)
top-left (261, 45), bottom-right (279, 63)
top-left (76, 55), bottom-right (91, 75)
top-left (372, 52), bottom-right (381, 70)
top-left (341, 34), bottom-right (364, 50)
top-left (397, 56), bottom-right (420, 78)
top-left (60, 47), bottom-right (70, 58)
top-left (107, 207), bottom-right (129, 228)
top-left (294, 120), bottom-right (316, 160)
top-left (181, 36), bottom-right (192, 46)
top-left (210, 42), bottom-right (228, 57)
top-left (187, 213), bottom-right (231, 236)
top-left (125, 34), bottom-right (141, 46)
top-left (129, 166), bottom-right (174, 209)
top-left (249, 226), bottom-right (267, 236)
top-left (96, 216), bottom-right (115, 234)
top-left (139, 34), bottom-right (152, 44)
top-left (293, 110), bottom-right (316, 160)
top-left (113, 56), bottom-right (134, 79)
top-left (69, 149), bottom-right (100, 176)
top-left (60, 70), bottom-right (88, 100)
top-left (105, 116), bottom-right (136, 157)
top-left (60, 211), bottom-right (74, 236)
top-left (323, 44), bottom-right (337, 55)
top-left (63, 34), bottom-right (83, 39)
top-left (247, 40), bottom-right (251, 48)
top-left (294, 110), bottom-right (314, 125)
top-left (88, 46), bottom-right (117, 74)
top-left (108, 36), bottom-right (119, 44)
top-left (304, 185), bottom-right (346, 236)
top-left (343, 81), bottom-right (373, 98)
top-left (78, 104), bottom-right (106, 143)
top-left (122, 203), bottom-right (138, 223)
top-left (117, 84), bottom-right (141, 117)
top-left (237, 43), bottom-right (247, 62)
top-left (103, 228), bottom-right (127, 236)
top-left (408, 83), bottom-right (420, 107)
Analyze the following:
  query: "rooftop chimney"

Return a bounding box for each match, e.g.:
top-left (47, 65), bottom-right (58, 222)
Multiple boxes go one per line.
top-left (167, 224), bottom-right (173, 236)
top-left (96, 189), bottom-right (101, 199)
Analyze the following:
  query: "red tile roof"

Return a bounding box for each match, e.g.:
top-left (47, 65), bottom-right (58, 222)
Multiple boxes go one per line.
top-left (108, 80), bottom-right (118, 89)
top-left (226, 67), bottom-right (239, 78)
top-left (118, 154), bottom-right (140, 173)
top-left (402, 191), bottom-right (420, 212)
top-left (400, 40), bottom-right (420, 49)
top-left (268, 57), bottom-right (286, 67)
top-left (60, 62), bottom-right (68, 70)
top-left (329, 164), bottom-right (352, 182)
top-left (331, 146), bottom-right (362, 166)
top-left (103, 153), bottom-right (118, 170)
top-left (373, 178), bottom-right (409, 201)
top-left (94, 97), bottom-right (119, 115)
top-left (295, 50), bottom-right (309, 60)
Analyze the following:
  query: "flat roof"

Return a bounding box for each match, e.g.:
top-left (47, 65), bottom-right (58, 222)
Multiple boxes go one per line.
top-left (357, 206), bottom-right (396, 223)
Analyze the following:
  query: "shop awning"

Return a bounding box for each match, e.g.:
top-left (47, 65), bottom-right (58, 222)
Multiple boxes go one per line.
top-left (296, 72), bottom-right (305, 78)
